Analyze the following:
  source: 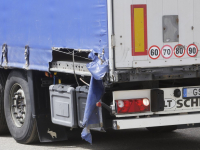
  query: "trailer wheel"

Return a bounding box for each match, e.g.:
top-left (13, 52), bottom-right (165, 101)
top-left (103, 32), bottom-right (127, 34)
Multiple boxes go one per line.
top-left (146, 125), bottom-right (177, 132)
top-left (4, 70), bottom-right (39, 144)
top-left (0, 71), bottom-right (9, 134)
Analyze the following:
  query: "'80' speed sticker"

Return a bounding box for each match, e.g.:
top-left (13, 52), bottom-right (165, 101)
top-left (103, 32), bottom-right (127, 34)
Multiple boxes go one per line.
top-left (174, 44), bottom-right (185, 58)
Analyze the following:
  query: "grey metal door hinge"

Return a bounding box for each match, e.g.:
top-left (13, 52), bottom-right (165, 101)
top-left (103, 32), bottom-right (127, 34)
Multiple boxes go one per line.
top-left (2, 44), bottom-right (8, 65)
top-left (111, 35), bottom-right (115, 48)
top-left (25, 45), bottom-right (29, 68)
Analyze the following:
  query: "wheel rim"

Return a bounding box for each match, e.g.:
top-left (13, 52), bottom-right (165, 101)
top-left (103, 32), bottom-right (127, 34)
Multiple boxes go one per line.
top-left (9, 83), bottom-right (26, 128)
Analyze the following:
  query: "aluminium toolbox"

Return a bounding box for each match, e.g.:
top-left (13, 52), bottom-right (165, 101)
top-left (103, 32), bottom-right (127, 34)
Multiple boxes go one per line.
top-left (49, 84), bottom-right (77, 128)
top-left (76, 86), bottom-right (104, 130)
top-left (76, 86), bottom-right (89, 127)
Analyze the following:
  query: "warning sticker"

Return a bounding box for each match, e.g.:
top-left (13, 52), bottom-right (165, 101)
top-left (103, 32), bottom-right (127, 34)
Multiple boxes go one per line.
top-left (187, 44), bottom-right (198, 57)
top-left (174, 44), bottom-right (185, 58)
top-left (148, 45), bottom-right (160, 59)
top-left (161, 45), bottom-right (173, 59)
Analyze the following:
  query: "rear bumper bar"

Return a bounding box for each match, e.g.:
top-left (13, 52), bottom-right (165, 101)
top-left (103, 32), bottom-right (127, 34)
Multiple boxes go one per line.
top-left (113, 113), bottom-right (200, 130)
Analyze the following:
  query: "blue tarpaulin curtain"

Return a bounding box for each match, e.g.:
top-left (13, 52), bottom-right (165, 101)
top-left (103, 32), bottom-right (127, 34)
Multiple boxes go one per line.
top-left (81, 52), bottom-right (108, 144)
top-left (81, 77), bottom-right (104, 144)
top-left (0, 0), bottom-right (108, 71)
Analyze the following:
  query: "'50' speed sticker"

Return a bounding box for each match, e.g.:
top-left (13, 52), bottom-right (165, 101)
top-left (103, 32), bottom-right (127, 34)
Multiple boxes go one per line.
top-left (187, 44), bottom-right (198, 57)
top-left (161, 45), bottom-right (173, 59)
top-left (148, 45), bottom-right (160, 59)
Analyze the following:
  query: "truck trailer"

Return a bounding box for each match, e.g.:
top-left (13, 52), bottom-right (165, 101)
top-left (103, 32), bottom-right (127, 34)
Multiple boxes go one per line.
top-left (0, 0), bottom-right (200, 144)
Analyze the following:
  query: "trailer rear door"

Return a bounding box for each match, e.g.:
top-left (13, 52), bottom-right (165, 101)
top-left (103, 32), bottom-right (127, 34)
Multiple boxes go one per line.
top-left (113, 0), bottom-right (200, 69)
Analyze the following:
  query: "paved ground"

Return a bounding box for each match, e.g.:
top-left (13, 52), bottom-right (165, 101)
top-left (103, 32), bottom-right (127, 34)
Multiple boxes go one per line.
top-left (1, 128), bottom-right (200, 150)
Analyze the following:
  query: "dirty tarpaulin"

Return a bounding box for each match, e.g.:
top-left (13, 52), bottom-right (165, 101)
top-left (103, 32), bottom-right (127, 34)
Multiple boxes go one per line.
top-left (81, 51), bottom-right (109, 144)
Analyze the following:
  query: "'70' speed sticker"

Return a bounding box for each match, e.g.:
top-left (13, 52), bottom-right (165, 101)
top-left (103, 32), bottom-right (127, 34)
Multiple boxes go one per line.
top-left (161, 45), bottom-right (173, 59)
top-left (148, 45), bottom-right (160, 59)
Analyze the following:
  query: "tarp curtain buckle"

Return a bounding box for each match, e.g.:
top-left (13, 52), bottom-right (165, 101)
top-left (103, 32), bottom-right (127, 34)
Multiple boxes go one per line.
top-left (98, 49), bottom-right (105, 65)
top-left (24, 45), bottom-right (29, 68)
top-left (2, 44), bottom-right (8, 66)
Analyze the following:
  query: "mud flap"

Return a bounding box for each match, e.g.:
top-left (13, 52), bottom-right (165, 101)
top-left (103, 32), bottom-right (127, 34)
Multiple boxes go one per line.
top-left (36, 114), bottom-right (68, 142)
top-left (27, 70), bottom-right (68, 142)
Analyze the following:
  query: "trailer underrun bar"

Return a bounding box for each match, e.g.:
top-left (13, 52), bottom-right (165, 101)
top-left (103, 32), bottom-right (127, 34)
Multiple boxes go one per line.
top-left (113, 113), bottom-right (200, 130)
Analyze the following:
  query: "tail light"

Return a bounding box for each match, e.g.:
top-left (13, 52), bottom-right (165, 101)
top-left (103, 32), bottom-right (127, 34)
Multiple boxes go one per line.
top-left (116, 98), bottom-right (150, 114)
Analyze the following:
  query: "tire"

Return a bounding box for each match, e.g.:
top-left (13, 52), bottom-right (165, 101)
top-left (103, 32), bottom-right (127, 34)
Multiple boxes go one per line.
top-left (146, 125), bottom-right (177, 132)
top-left (0, 70), bottom-right (9, 134)
top-left (4, 70), bottom-right (39, 144)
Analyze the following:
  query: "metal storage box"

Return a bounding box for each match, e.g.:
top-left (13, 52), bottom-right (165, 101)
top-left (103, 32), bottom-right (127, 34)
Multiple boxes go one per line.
top-left (76, 86), bottom-right (89, 127)
top-left (49, 84), bottom-right (77, 128)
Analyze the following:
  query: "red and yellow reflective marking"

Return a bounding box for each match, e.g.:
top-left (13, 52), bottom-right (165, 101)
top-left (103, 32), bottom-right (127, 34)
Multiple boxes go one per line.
top-left (131, 5), bottom-right (148, 56)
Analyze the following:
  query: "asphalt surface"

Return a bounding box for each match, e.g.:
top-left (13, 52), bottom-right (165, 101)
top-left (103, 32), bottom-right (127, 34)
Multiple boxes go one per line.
top-left (1, 128), bottom-right (200, 150)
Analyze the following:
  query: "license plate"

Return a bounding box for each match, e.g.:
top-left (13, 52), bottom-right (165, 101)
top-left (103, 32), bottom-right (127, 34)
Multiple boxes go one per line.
top-left (183, 87), bottom-right (200, 98)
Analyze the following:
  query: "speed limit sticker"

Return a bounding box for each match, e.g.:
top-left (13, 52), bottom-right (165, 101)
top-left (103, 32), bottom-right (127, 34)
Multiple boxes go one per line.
top-left (148, 45), bottom-right (160, 59)
top-left (187, 44), bottom-right (198, 57)
top-left (161, 45), bottom-right (173, 59)
top-left (174, 44), bottom-right (185, 58)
